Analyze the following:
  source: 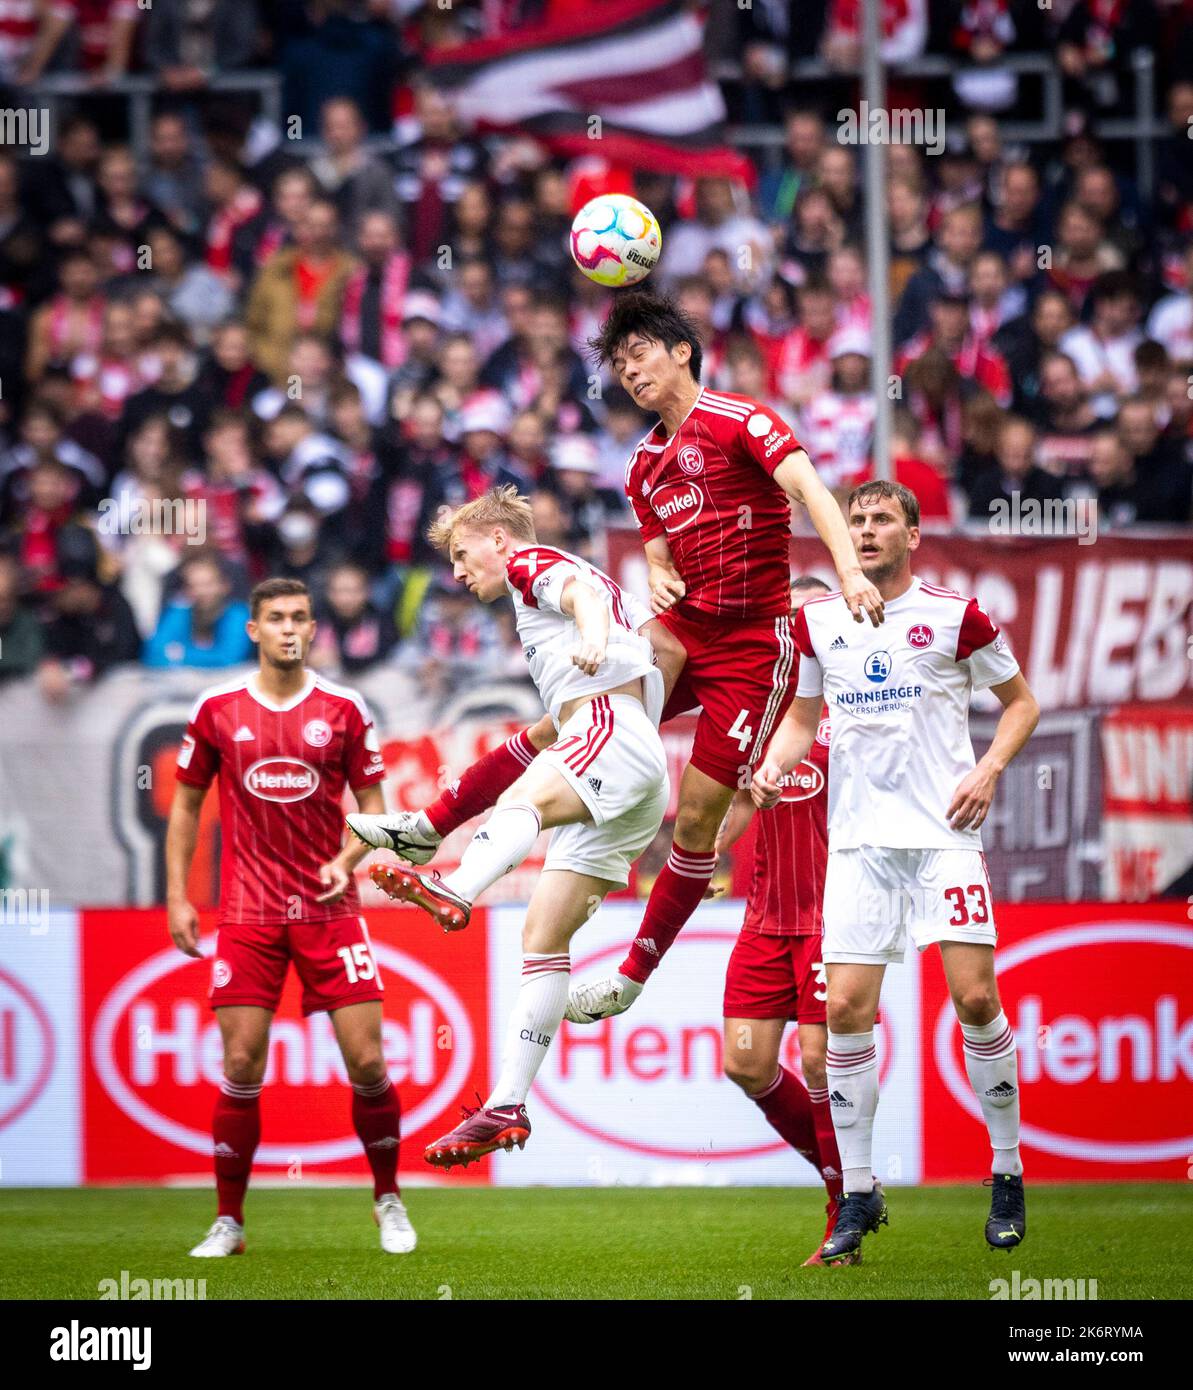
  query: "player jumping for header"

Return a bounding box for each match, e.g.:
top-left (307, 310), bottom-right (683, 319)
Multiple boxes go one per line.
top-left (350, 487), bottom-right (682, 1167)
top-left (352, 291), bottom-right (885, 1025)
top-left (753, 481), bottom-right (1039, 1263)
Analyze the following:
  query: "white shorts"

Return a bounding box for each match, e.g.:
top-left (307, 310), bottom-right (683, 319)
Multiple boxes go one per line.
top-left (822, 846), bottom-right (997, 965)
top-left (541, 693), bottom-right (669, 888)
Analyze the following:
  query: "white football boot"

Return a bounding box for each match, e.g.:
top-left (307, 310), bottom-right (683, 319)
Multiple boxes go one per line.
top-left (189, 1216), bottom-right (245, 1257)
top-left (565, 972), bottom-right (643, 1024)
top-left (374, 1194), bottom-right (417, 1254)
top-left (347, 811), bottom-right (441, 865)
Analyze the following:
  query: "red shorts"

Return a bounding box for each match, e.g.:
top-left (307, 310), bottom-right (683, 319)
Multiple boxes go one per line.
top-left (658, 608), bottom-right (796, 787)
top-left (208, 914), bottom-right (384, 1017)
top-left (722, 929), bottom-right (827, 1023)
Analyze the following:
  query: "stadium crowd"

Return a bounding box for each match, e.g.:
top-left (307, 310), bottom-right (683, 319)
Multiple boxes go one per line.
top-left (0, 0), bottom-right (1191, 701)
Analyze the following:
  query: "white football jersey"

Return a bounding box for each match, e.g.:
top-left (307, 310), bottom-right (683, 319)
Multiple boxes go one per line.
top-left (504, 545), bottom-right (663, 727)
top-left (793, 576), bottom-right (1020, 850)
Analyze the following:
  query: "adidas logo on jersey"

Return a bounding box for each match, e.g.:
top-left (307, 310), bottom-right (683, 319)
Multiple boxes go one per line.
top-left (829, 1090), bottom-right (853, 1109)
top-left (586, 776), bottom-right (603, 795)
top-left (634, 936), bottom-right (659, 956)
top-left (829, 635), bottom-right (848, 651)
top-left (232, 725), bottom-right (254, 742)
top-left (474, 830), bottom-right (490, 841)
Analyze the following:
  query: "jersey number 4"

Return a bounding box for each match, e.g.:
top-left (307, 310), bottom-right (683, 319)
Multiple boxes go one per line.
top-left (728, 708), bottom-right (753, 752)
top-left (943, 884), bottom-right (990, 926)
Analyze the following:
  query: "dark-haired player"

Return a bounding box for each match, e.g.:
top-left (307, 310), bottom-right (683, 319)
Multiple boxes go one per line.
top-left (166, 577), bottom-right (416, 1257)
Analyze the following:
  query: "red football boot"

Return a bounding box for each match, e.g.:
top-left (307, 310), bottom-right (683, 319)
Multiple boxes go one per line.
top-left (803, 1196), bottom-right (862, 1267)
top-left (370, 863), bottom-right (471, 931)
top-left (424, 1103), bottom-right (532, 1169)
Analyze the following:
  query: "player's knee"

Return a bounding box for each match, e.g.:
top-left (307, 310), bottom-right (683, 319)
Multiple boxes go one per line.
top-left (724, 1051), bottom-right (770, 1092)
top-left (800, 1041), bottom-right (827, 1089)
top-left (953, 984), bottom-right (1000, 1026)
top-left (826, 997), bottom-right (868, 1035)
top-left (223, 1046), bottom-right (266, 1086)
top-left (674, 803), bottom-right (720, 850)
top-left (345, 1052), bottom-right (387, 1088)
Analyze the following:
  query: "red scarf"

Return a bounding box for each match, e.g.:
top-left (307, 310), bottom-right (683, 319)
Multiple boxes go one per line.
top-left (340, 254), bottom-right (412, 368)
top-left (207, 186), bottom-right (263, 276)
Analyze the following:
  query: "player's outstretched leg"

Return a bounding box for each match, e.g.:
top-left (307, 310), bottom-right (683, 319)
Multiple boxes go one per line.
top-left (348, 726), bottom-right (547, 863)
top-left (425, 870), bottom-right (613, 1168)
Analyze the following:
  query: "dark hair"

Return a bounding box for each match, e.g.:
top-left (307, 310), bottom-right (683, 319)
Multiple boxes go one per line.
top-left (250, 576), bottom-right (311, 619)
top-left (790, 574), bottom-right (832, 594)
top-left (587, 290), bottom-right (704, 382)
top-left (846, 479), bottom-right (921, 529)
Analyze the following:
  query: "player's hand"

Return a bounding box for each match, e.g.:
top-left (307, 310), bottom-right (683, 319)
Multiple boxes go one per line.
top-left (842, 570), bottom-right (884, 626)
top-left (315, 859), bottom-right (351, 904)
top-left (167, 900), bottom-right (202, 958)
top-left (751, 761), bottom-right (784, 810)
top-left (649, 571), bottom-right (685, 615)
top-left (947, 764), bottom-right (999, 832)
top-left (571, 639), bottom-right (606, 676)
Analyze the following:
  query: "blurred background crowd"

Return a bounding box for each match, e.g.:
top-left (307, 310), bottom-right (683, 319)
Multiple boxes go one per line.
top-left (0, 0), bottom-right (1191, 703)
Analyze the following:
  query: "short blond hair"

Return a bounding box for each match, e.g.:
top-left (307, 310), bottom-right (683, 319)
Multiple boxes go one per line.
top-left (426, 484), bottom-right (537, 552)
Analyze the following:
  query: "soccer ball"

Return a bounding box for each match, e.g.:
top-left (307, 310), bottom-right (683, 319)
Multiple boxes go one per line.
top-left (570, 193), bottom-right (662, 288)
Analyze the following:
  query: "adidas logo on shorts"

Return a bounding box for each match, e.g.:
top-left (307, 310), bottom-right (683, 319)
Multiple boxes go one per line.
top-left (586, 776), bottom-right (603, 795)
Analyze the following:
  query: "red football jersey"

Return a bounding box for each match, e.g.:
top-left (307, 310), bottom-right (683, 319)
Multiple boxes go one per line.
top-left (625, 388), bottom-right (800, 620)
top-left (742, 714), bottom-right (829, 936)
top-left (175, 671), bottom-right (385, 925)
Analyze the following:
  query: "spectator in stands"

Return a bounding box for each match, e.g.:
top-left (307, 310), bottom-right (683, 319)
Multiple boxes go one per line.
top-left (144, 551), bottom-right (251, 668)
top-left (1032, 349), bottom-right (1103, 480)
top-left (399, 571), bottom-right (507, 697)
top-left (1058, 271), bottom-right (1145, 417)
top-left (339, 210), bottom-right (413, 374)
top-left (781, 186), bottom-right (845, 279)
top-left (1118, 394), bottom-right (1189, 481)
top-left (141, 112), bottom-right (208, 241)
top-left (984, 161), bottom-right (1047, 284)
top-left (440, 256), bottom-right (509, 364)
top-left (92, 146), bottom-right (167, 277)
top-left (1, 400), bottom-right (104, 516)
top-left (663, 177), bottom-right (771, 287)
top-left (196, 319), bottom-right (271, 415)
top-left (1146, 242), bottom-right (1193, 367)
top-left (775, 278), bottom-right (836, 409)
top-left (759, 110), bottom-right (826, 225)
top-left (277, 0), bottom-right (401, 136)
top-left (245, 199), bottom-right (357, 382)
top-left (965, 416), bottom-right (1066, 521)
top-left (3, 457), bottom-right (95, 596)
top-left (38, 524), bottom-right (140, 701)
top-left (311, 97), bottom-right (400, 232)
top-left (888, 410), bottom-right (952, 522)
top-left (120, 322), bottom-right (209, 460)
top-left (393, 84), bottom-right (486, 264)
top-left (894, 203), bottom-right (984, 345)
top-left (310, 560), bottom-right (398, 674)
top-left (0, 552), bottom-right (43, 683)
top-left (266, 403), bottom-right (353, 525)
top-left (204, 156), bottom-right (270, 292)
top-left (267, 496), bottom-right (340, 591)
top-left (22, 0), bottom-right (140, 86)
top-left (968, 250), bottom-right (1026, 349)
top-left (142, 0), bottom-right (260, 86)
top-left (817, 146), bottom-right (863, 239)
top-left (1091, 427), bottom-right (1192, 527)
top-left (896, 291), bottom-right (1012, 408)
top-left (888, 177), bottom-right (932, 299)
top-left (548, 434), bottom-right (626, 558)
top-left (996, 288), bottom-right (1076, 415)
top-left (1040, 200), bottom-right (1124, 313)
top-left (25, 251), bottom-right (105, 385)
top-left (144, 224), bottom-right (235, 343)
top-left (386, 293), bottom-right (444, 422)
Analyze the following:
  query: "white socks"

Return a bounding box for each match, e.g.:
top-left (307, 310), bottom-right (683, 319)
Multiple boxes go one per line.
top-left (961, 1010), bottom-right (1022, 1176)
top-left (443, 803), bottom-right (542, 904)
top-left (487, 954), bottom-right (571, 1107)
top-left (826, 1030), bottom-right (879, 1195)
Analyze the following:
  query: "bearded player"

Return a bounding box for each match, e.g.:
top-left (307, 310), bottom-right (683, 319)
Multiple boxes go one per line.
top-left (753, 482), bottom-right (1039, 1264)
top-left (715, 575), bottom-right (848, 1267)
top-left (166, 577), bottom-right (416, 1258)
top-left (358, 291), bottom-right (885, 1025)
top-left (350, 488), bottom-right (675, 1166)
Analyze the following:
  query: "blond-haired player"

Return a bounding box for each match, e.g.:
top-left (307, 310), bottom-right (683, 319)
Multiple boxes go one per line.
top-left (349, 487), bottom-right (682, 1166)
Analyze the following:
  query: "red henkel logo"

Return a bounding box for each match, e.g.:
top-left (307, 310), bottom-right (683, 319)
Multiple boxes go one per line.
top-left (934, 922), bottom-right (1193, 1164)
top-left (90, 942), bottom-right (474, 1164)
top-left (779, 760), bottom-right (825, 802)
top-left (907, 623), bottom-right (934, 649)
top-left (651, 481), bottom-right (704, 533)
top-left (0, 969), bottom-right (55, 1129)
top-left (244, 757), bottom-right (320, 802)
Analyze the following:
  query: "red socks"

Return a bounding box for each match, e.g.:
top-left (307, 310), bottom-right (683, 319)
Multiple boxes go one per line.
top-left (352, 1077), bottom-right (402, 1199)
top-left (752, 1067), bottom-right (818, 1168)
top-left (808, 1085), bottom-right (844, 1202)
top-left (621, 844), bottom-right (717, 984)
top-left (213, 1080), bottom-right (262, 1225)
top-left (424, 728), bottom-right (537, 837)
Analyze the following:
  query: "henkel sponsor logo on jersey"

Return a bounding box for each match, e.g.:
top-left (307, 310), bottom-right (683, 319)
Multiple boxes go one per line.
top-left (243, 757), bottom-right (319, 803)
top-left (82, 908), bottom-right (490, 1180)
top-left (779, 760), bottom-right (825, 803)
top-left (922, 903), bottom-right (1193, 1180)
top-left (489, 903), bottom-right (913, 1185)
top-left (650, 480), bottom-right (704, 533)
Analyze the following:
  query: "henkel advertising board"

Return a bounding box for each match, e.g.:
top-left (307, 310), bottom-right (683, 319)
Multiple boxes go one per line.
top-left (922, 902), bottom-right (1193, 1181)
top-left (81, 908), bottom-right (491, 1183)
top-left (488, 901), bottom-right (921, 1187)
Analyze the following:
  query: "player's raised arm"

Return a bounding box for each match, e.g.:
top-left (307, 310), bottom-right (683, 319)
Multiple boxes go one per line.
top-left (772, 449), bottom-right (885, 627)
top-left (751, 694), bottom-right (823, 809)
top-left (165, 780), bottom-right (207, 957)
top-left (643, 535), bottom-right (686, 614)
top-left (560, 575), bottom-right (610, 675)
top-left (947, 671), bottom-right (1040, 831)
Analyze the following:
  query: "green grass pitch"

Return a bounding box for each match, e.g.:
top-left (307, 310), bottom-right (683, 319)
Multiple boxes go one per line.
top-left (3, 1185), bottom-right (1188, 1301)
